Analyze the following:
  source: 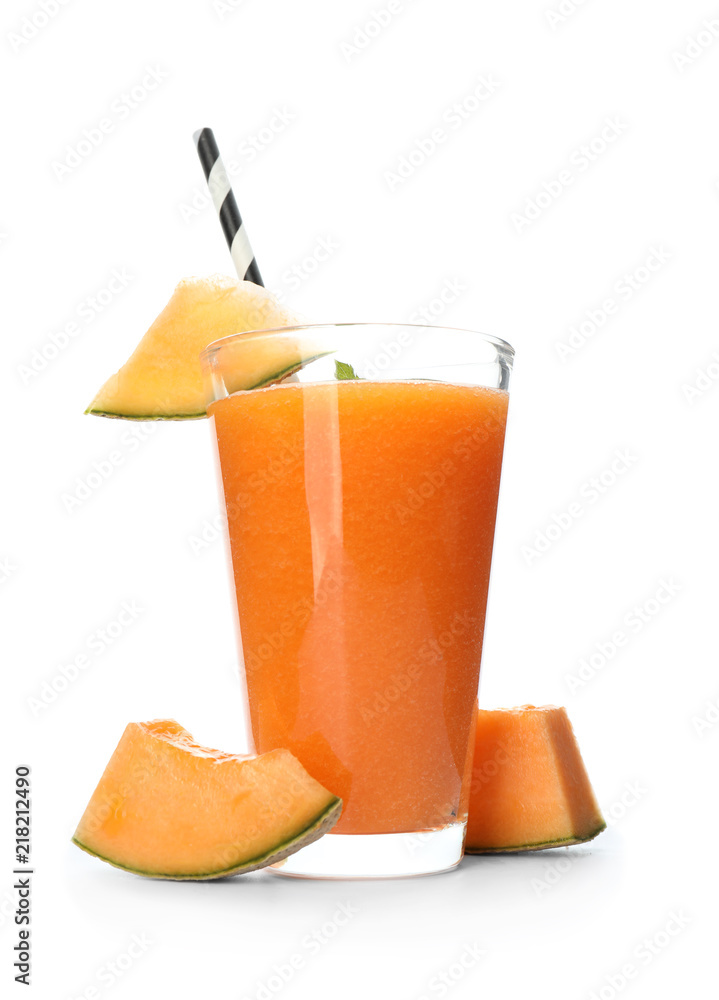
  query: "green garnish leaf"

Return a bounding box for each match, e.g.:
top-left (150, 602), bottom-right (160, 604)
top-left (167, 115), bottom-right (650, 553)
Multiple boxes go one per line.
top-left (334, 360), bottom-right (362, 380)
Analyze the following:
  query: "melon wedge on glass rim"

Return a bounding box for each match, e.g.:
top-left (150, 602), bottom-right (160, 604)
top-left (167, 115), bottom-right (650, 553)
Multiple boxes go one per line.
top-left (85, 275), bottom-right (323, 419)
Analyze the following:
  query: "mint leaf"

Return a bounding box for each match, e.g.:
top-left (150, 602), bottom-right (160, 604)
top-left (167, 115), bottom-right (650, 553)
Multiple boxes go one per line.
top-left (334, 360), bottom-right (362, 380)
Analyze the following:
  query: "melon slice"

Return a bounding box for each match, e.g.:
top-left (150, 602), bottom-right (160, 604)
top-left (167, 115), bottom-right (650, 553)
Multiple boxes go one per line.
top-left (85, 276), bottom-right (312, 420)
top-left (72, 719), bottom-right (342, 879)
top-left (465, 705), bottom-right (605, 853)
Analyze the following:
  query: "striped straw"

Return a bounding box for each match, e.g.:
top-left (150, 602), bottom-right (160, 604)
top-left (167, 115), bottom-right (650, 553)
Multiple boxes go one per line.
top-left (193, 127), bottom-right (263, 286)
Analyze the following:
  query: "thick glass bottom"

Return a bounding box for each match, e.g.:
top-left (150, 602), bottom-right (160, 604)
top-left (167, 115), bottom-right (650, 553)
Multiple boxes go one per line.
top-left (270, 823), bottom-right (466, 879)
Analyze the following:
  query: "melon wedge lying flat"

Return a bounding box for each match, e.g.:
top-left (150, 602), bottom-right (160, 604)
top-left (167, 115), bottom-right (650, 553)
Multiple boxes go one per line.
top-left (72, 719), bottom-right (342, 879)
top-left (85, 276), bottom-right (312, 419)
top-left (466, 705), bottom-right (605, 853)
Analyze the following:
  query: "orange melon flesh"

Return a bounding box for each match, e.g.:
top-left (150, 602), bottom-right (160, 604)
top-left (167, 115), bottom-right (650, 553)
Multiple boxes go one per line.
top-left (72, 720), bottom-right (342, 879)
top-left (85, 276), bottom-right (307, 419)
top-left (465, 705), bottom-right (605, 853)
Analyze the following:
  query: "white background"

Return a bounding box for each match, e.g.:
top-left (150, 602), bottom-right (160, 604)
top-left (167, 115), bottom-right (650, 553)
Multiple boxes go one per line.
top-left (2, 0), bottom-right (717, 997)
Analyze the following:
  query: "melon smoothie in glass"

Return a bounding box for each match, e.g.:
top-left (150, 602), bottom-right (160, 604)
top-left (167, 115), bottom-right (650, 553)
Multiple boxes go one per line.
top-left (201, 323), bottom-right (513, 878)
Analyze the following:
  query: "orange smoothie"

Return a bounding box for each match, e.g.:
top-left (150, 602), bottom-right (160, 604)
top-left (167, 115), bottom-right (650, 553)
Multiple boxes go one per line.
top-left (209, 379), bottom-right (508, 835)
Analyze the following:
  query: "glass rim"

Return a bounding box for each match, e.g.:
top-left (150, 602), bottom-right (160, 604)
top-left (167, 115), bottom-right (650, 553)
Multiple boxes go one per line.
top-left (200, 321), bottom-right (515, 368)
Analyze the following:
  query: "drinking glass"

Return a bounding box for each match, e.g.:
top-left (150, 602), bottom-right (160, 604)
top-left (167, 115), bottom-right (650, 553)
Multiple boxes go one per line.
top-left (201, 323), bottom-right (513, 878)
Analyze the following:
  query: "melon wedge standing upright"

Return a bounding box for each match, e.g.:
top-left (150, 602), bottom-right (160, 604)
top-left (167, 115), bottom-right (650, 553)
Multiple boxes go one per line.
top-left (466, 705), bottom-right (605, 853)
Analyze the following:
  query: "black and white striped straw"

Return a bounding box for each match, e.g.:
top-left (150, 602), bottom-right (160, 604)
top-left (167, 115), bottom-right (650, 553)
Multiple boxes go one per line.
top-left (193, 127), bottom-right (263, 286)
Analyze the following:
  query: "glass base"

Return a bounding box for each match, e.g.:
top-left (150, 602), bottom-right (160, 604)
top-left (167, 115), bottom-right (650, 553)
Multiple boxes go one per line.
top-left (270, 823), bottom-right (466, 879)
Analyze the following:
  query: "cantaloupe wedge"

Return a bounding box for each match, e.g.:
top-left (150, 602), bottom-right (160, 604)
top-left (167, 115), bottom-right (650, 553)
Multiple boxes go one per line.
top-left (465, 705), bottom-right (605, 853)
top-left (85, 276), bottom-right (311, 419)
top-left (72, 719), bottom-right (342, 879)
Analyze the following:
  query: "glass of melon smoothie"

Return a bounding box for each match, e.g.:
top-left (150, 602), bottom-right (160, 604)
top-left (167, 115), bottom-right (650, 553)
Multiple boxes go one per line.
top-left (201, 324), bottom-right (513, 878)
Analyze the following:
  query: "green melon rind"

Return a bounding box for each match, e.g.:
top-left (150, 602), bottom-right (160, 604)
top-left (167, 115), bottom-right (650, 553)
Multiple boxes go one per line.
top-left (85, 354), bottom-right (332, 421)
top-left (464, 819), bottom-right (606, 855)
top-left (71, 796), bottom-right (342, 880)
top-left (82, 409), bottom-right (206, 421)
